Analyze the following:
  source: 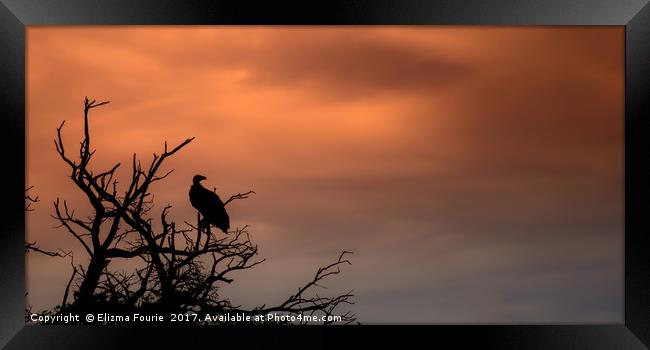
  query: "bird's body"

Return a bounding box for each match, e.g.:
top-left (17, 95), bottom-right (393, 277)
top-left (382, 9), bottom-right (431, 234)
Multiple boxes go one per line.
top-left (189, 175), bottom-right (230, 233)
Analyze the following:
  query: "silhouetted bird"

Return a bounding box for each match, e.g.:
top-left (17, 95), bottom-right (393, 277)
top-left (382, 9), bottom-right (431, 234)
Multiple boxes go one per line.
top-left (189, 175), bottom-right (230, 234)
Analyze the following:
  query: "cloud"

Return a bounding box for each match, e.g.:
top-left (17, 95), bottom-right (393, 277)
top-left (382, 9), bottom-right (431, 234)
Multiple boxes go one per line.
top-left (27, 27), bottom-right (623, 322)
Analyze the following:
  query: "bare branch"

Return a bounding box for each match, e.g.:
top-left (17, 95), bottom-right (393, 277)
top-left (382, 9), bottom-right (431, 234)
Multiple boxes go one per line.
top-left (25, 186), bottom-right (40, 211)
top-left (61, 256), bottom-right (79, 307)
top-left (25, 241), bottom-right (71, 258)
top-left (52, 199), bottom-right (94, 257)
top-left (224, 190), bottom-right (256, 206)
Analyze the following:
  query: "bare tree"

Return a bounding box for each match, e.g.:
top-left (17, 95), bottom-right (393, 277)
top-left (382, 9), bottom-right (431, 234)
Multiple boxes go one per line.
top-left (29, 97), bottom-right (355, 324)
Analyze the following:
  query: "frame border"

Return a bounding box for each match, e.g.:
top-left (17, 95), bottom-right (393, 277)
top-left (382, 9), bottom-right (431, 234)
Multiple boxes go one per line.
top-left (1, 1), bottom-right (648, 348)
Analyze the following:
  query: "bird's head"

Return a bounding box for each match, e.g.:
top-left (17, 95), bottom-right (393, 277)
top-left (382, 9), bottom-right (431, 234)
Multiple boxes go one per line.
top-left (193, 174), bottom-right (207, 185)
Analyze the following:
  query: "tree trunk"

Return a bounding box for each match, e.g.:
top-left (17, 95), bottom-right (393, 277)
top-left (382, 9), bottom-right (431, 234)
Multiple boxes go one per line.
top-left (75, 255), bottom-right (107, 308)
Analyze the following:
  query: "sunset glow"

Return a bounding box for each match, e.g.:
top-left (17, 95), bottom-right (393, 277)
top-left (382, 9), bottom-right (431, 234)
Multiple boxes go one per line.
top-left (27, 26), bottom-right (624, 323)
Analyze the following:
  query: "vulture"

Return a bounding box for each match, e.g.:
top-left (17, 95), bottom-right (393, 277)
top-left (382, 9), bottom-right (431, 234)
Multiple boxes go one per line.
top-left (189, 175), bottom-right (230, 234)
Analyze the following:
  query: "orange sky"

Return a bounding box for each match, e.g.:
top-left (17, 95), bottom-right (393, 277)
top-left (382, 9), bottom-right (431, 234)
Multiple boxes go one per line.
top-left (27, 26), bottom-right (624, 323)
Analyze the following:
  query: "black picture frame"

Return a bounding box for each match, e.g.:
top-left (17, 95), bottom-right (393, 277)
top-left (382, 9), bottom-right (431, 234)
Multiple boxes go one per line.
top-left (1, 1), bottom-right (649, 349)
